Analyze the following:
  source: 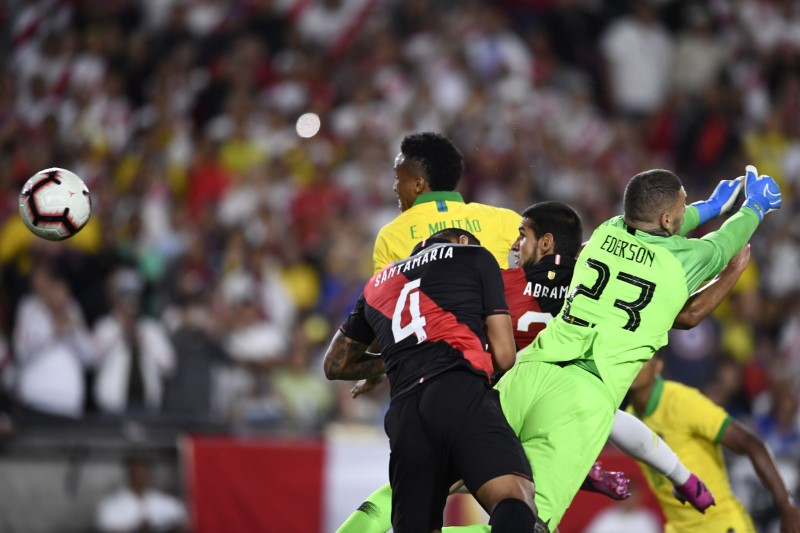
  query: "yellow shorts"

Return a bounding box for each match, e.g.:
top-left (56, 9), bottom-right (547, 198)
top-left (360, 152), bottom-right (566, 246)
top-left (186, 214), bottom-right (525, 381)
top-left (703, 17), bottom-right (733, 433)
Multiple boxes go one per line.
top-left (665, 508), bottom-right (756, 533)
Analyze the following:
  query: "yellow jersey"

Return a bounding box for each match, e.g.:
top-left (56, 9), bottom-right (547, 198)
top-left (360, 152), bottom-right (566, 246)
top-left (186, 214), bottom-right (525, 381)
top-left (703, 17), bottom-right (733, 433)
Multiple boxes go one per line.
top-left (627, 379), bottom-right (756, 532)
top-left (373, 191), bottom-right (520, 273)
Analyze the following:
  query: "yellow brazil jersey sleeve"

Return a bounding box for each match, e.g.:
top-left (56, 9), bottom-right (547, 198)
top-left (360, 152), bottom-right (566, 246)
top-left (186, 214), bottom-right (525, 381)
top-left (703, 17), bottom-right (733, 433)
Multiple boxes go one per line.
top-left (373, 191), bottom-right (520, 272)
top-left (674, 382), bottom-right (731, 443)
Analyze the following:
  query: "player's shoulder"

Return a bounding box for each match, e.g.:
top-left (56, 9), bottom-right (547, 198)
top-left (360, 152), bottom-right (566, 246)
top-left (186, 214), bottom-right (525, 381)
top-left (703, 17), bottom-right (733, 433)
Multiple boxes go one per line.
top-left (663, 379), bottom-right (694, 396)
top-left (376, 210), bottom-right (414, 237)
top-left (450, 243), bottom-right (500, 269)
top-left (465, 201), bottom-right (519, 220)
top-left (662, 380), bottom-right (709, 409)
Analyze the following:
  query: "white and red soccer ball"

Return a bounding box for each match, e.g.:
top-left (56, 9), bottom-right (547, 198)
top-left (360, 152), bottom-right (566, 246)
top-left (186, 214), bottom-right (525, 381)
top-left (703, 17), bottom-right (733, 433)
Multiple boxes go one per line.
top-left (18, 167), bottom-right (92, 241)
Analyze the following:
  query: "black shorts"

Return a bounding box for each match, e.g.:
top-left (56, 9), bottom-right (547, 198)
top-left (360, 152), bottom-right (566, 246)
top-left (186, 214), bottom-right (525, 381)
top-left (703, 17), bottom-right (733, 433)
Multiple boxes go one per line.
top-left (384, 369), bottom-right (532, 533)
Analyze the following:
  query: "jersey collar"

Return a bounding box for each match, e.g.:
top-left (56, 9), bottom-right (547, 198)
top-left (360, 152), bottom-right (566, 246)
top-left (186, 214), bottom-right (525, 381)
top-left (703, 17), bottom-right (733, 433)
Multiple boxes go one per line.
top-left (639, 377), bottom-right (665, 418)
top-left (411, 237), bottom-right (452, 255)
top-left (537, 254), bottom-right (575, 266)
top-left (412, 191), bottom-right (464, 206)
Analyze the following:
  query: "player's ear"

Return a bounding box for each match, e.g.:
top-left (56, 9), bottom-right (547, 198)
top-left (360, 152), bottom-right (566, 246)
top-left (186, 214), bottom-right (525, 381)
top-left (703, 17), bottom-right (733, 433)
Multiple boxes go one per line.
top-left (540, 232), bottom-right (555, 253)
top-left (659, 211), bottom-right (672, 232)
top-left (414, 175), bottom-right (427, 194)
top-left (458, 235), bottom-right (469, 245)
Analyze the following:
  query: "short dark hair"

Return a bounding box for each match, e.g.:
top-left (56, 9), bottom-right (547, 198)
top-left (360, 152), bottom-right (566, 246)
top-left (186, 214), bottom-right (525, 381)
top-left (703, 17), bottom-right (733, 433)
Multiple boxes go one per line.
top-left (430, 228), bottom-right (480, 245)
top-left (521, 201), bottom-right (583, 257)
top-left (623, 169), bottom-right (683, 223)
top-left (400, 132), bottom-right (463, 191)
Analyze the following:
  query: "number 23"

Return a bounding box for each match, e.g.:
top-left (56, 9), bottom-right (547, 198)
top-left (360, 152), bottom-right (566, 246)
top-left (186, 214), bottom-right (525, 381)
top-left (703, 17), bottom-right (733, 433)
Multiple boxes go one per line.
top-left (562, 258), bottom-right (656, 332)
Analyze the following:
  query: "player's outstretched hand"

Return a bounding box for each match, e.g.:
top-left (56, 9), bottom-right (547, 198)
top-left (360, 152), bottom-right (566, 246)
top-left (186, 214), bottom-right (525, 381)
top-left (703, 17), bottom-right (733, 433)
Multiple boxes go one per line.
top-left (692, 177), bottom-right (744, 225)
top-left (779, 503), bottom-right (800, 533)
top-left (581, 461), bottom-right (631, 500)
top-left (742, 165), bottom-right (782, 222)
top-left (673, 473), bottom-right (716, 513)
top-left (351, 375), bottom-right (384, 398)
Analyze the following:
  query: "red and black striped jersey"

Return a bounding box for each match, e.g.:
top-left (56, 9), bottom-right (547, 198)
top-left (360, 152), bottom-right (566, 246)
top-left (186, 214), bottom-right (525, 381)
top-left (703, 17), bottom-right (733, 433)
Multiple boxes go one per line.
top-left (502, 254), bottom-right (576, 351)
top-left (340, 239), bottom-right (510, 399)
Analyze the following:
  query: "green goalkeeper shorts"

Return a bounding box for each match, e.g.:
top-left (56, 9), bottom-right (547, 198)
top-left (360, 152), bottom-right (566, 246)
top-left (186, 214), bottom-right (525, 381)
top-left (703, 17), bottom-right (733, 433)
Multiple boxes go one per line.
top-left (495, 360), bottom-right (616, 529)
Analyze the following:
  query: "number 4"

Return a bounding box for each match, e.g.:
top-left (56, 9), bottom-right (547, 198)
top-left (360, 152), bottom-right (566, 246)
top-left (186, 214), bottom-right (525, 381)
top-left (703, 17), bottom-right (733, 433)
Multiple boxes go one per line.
top-left (393, 279), bottom-right (428, 343)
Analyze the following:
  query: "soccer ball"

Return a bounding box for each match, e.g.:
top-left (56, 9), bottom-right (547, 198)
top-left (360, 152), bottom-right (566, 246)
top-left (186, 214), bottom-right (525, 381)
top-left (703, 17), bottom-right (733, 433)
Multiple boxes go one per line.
top-left (19, 167), bottom-right (92, 241)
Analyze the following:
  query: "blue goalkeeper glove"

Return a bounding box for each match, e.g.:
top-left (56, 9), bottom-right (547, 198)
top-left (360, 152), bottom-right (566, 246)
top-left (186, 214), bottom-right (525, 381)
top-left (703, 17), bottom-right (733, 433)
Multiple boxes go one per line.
top-left (742, 164), bottom-right (782, 222)
top-left (691, 178), bottom-right (743, 226)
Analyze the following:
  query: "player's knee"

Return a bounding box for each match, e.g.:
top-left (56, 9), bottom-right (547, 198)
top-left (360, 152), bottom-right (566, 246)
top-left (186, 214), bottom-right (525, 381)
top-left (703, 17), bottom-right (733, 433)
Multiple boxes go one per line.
top-left (488, 498), bottom-right (539, 532)
top-left (475, 474), bottom-right (536, 514)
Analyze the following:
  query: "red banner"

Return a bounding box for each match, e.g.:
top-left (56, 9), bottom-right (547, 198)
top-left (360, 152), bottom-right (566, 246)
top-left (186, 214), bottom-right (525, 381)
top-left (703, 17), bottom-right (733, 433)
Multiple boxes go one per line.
top-left (185, 436), bottom-right (325, 533)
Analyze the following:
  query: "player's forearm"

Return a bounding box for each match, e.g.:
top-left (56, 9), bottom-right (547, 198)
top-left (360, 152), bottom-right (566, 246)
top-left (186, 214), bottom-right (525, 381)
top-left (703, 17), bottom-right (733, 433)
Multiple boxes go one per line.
top-left (745, 438), bottom-right (795, 512)
top-left (727, 423), bottom-right (796, 512)
top-left (485, 314), bottom-right (516, 371)
top-left (673, 245), bottom-right (750, 329)
top-left (323, 331), bottom-right (383, 380)
top-left (330, 355), bottom-right (386, 380)
top-left (700, 209), bottom-right (759, 269)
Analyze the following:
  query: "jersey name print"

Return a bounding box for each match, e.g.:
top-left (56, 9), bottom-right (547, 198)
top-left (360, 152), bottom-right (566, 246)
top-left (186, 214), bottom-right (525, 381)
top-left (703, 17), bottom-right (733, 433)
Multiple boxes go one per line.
top-left (342, 241), bottom-right (509, 399)
top-left (372, 191), bottom-right (521, 272)
top-left (372, 245), bottom-right (453, 287)
top-left (502, 254), bottom-right (576, 350)
top-left (599, 234), bottom-right (656, 266)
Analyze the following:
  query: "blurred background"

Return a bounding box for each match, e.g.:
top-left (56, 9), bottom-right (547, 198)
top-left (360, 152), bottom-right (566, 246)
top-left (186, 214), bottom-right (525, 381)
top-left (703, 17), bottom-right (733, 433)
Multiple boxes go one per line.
top-left (0, 0), bottom-right (798, 531)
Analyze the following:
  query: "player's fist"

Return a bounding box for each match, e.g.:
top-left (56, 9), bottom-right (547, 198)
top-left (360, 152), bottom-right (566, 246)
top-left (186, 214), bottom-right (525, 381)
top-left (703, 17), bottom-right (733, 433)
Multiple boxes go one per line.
top-left (742, 165), bottom-right (782, 222)
top-left (692, 177), bottom-right (744, 224)
top-left (351, 375), bottom-right (384, 398)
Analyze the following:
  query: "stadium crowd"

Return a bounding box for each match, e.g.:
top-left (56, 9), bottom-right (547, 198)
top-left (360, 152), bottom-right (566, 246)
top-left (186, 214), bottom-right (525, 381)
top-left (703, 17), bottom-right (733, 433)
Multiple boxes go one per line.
top-left (0, 0), bottom-right (799, 528)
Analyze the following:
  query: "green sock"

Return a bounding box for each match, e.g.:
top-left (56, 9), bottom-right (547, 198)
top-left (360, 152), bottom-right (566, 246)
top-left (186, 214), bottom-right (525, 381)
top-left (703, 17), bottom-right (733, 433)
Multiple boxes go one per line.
top-left (336, 482), bottom-right (393, 533)
top-left (443, 526), bottom-right (491, 532)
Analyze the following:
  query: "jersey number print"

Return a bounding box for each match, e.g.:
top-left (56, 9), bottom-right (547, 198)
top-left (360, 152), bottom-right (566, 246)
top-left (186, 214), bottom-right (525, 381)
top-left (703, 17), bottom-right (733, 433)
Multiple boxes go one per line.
top-left (393, 279), bottom-right (428, 343)
top-left (562, 258), bottom-right (656, 331)
top-left (516, 311), bottom-right (554, 333)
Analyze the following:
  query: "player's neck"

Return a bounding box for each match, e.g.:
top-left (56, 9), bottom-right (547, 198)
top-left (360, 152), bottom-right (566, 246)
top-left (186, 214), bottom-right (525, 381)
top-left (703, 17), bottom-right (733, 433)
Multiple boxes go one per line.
top-left (623, 217), bottom-right (671, 238)
top-left (630, 384), bottom-right (653, 415)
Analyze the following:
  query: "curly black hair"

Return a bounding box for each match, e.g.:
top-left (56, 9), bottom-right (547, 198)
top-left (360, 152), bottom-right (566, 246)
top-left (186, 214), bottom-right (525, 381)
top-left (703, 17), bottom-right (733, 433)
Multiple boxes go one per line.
top-left (430, 228), bottom-right (481, 244)
top-left (400, 132), bottom-right (463, 191)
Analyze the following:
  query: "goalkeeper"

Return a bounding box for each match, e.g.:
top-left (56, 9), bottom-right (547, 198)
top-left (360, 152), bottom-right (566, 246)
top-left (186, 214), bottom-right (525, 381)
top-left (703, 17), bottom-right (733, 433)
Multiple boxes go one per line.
top-left (494, 165), bottom-right (780, 529)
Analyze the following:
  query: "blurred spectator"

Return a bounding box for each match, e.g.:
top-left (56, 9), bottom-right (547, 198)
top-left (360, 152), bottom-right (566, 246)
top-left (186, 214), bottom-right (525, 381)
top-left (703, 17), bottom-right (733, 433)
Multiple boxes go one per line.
top-left (752, 379), bottom-right (800, 459)
top-left (297, 0), bottom-right (372, 50)
top-left (93, 268), bottom-right (176, 415)
top-left (11, 264), bottom-right (95, 420)
top-left (0, 332), bottom-right (14, 437)
top-left (661, 318), bottom-right (720, 389)
top-left (463, 5), bottom-right (532, 99)
top-left (229, 367), bottom-right (285, 428)
top-left (744, 111), bottom-right (791, 189)
top-left (161, 276), bottom-right (227, 420)
top-left (214, 269), bottom-right (288, 423)
top-left (671, 5), bottom-right (726, 97)
top-left (95, 455), bottom-right (187, 533)
top-left (601, 4), bottom-right (674, 116)
top-left (272, 324), bottom-right (334, 431)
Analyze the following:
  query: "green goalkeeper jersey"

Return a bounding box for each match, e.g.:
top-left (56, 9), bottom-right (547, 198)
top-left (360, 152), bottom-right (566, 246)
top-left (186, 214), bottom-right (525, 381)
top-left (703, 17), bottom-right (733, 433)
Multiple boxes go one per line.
top-left (517, 206), bottom-right (760, 407)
